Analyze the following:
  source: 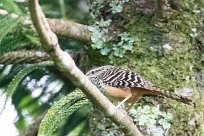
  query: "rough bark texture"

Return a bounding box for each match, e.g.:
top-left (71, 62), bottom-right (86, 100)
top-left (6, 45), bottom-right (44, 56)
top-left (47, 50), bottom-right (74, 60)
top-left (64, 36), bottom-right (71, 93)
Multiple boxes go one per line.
top-left (0, 50), bottom-right (50, 64)
top-left (0, 50), bottom-right (84, 64)
top-left (47, 18), bottom-right (91, 43)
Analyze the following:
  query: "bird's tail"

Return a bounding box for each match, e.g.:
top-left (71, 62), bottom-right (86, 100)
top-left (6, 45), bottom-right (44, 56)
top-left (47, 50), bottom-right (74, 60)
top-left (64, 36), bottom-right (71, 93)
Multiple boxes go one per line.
top-left (149, 87), bottom-right (192, 105)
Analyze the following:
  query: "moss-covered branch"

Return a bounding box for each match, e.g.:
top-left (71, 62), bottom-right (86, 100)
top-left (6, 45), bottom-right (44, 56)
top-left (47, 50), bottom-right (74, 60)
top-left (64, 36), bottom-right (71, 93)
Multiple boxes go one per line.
top-left (28, 0), bottom-right (143, 136)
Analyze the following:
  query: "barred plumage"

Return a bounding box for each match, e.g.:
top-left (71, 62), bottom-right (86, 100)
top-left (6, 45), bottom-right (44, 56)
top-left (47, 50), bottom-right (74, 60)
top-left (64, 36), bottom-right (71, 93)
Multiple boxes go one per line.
top-left (86, 65), bottom-right (192, 108)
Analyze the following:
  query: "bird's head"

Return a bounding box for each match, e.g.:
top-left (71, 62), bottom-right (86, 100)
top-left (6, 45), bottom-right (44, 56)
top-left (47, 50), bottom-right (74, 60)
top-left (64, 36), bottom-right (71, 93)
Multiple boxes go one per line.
top-left (85, 65), bottom-right (114, 92)
top-left (85, 65), bottom-right (114, 77)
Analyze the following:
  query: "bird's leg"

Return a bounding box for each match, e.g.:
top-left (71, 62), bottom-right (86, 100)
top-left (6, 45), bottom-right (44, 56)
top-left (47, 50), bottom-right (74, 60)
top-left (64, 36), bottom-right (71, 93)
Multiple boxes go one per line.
top-left (126, 97), bottom-right (139, 111)
top-left (116, 94), bottom-right (132, 109)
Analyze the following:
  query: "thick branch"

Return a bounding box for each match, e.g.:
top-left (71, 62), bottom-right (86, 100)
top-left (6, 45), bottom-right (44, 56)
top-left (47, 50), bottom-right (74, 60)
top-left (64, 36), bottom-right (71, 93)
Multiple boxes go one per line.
top-left (0, 50), bottom-right (50, 64)
top-left (0, 50), bottom-right (83, 65)
top-left (28, 0), bottom-right (143, 136)
top-left (47, 18), bottom-right (91, 43)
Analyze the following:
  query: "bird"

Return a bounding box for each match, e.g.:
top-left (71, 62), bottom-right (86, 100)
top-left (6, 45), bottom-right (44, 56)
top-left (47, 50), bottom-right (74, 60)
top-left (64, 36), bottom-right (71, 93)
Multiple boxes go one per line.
top-left (86, 65), bottom-right (192, 110)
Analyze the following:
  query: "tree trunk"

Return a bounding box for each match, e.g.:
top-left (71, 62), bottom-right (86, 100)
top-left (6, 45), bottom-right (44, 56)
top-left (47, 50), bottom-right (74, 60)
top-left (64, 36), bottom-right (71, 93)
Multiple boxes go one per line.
top-left (87, 0), bottom-right (204, 135)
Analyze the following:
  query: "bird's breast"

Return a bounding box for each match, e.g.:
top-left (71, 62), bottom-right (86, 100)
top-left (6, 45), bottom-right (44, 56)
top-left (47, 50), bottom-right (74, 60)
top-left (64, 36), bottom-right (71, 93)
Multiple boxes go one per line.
top-left (103, 85), bottom-right (143, 102)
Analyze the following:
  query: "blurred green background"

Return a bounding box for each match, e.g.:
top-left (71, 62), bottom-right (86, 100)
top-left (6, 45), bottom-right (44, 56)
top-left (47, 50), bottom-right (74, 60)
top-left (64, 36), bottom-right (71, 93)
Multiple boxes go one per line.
top-left (0, 0), bottom-right (90, 135)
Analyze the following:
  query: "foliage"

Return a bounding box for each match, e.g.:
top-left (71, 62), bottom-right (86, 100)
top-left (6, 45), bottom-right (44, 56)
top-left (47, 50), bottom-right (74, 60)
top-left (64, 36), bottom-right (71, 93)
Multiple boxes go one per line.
top-left (130, 105), bottom-right (173, 135)
top-left (0, 0), bottom-right (87, 135)
top-left (0, 0), bottom-right (22, 14)
top-left (109, 0), bottom-right (129, 14)
top-left (0, 2), bottom-right (46, 127)
top-left (0, 4), bottom-right (40, 55)
top-left (0, 61), bottom-right (53, 129)
top-left (88, 0), bottom-right (135, 63)
top-left (6, 62), bottom-right (53, 98)
top-left (0, 15), bottom-right (20, 45)
top-left (38, 90), bottom-right (90, 136)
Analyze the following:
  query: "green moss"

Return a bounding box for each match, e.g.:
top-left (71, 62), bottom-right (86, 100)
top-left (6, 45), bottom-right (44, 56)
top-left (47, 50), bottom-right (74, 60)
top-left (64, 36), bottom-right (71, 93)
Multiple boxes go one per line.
top-left (87, 0), bottom-right (204, 135)
top-left (87, 0), bottom-right (200, 90)
top-left (120, 10), bottom-right (204, 134)
top-left (117, 14), bottom-right (195, 89)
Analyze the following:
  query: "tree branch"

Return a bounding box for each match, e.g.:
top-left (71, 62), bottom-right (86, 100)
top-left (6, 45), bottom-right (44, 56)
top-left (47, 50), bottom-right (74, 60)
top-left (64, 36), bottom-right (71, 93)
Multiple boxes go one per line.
top-left (47, 18), bottom-right (91, 43)
top-left (0, 50), bottom-right (49, 64)
top-left (28, 0), bottom-right (143, 136)
top-left (0, 50), bottom-right (83, 65)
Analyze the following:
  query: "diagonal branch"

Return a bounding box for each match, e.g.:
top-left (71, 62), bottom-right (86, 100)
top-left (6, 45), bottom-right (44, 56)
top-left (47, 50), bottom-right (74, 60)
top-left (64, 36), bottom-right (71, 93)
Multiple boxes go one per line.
top-left (28, 0), bottom-right (143, 136)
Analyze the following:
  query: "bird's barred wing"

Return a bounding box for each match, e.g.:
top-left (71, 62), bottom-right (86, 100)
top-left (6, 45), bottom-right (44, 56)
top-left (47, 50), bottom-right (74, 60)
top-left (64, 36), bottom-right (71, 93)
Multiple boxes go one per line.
top-left (100, 67), bottom-right (153, 90)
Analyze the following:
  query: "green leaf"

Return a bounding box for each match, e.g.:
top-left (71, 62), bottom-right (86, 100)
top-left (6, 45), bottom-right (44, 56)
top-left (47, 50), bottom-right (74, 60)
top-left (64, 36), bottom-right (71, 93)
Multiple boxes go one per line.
top-left (0, 15), bottom-right (21, 44)
top-left (91, 34), bottom-right (100, 43)
top-left (6, 61), bottom-right (53, 97)
top-left (0, 17), bottom-right (41, 55)
top-left (111, 4), bottom-right (123, 14)
top-left (24, 34), bottom-right (41, 46)
top-left (6, 66), bottom-right (41, 97)
top-left (123, 44), bottom-right (133, 50)
top-left (0, 0), bottom-right (22, 14)
top-left (100, 47), bottom-right (110, 55)
top-left (38, 90), bottom-right (89, 136)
